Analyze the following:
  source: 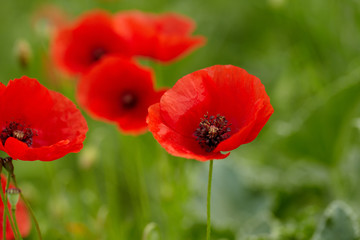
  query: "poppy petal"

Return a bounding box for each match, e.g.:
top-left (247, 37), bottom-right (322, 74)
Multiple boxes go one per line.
top-left (77, 56), bottom-right (165, 135)
top-left (159, 68), bottom-right (214, 137)
top-left (148, 65), bottom-right (273, 161)
top-left (52, 10), bottom-right (130, 75)
top-left (0, 76), bottom-right (87, 161)
top-left (114, 11), bottom-right (206, 62)
top-left (148, 104), bottom-right (229, 161)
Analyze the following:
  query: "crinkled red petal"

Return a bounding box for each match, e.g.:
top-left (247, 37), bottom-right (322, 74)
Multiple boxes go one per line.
top-left (150, 65), bottom-right (273, 160)
top-left (154, 35), bottom-right (206, 62)
top-left (154, 13), bottom-right (195, 35)
top-left (0, 76), bottom-right (88, 161)
top-left (52, 10), bottom-right (130, 75)
top-left (116, 88), bottom-right (167, 135)
top-left (113, 11), bottom-right (156, 56)
top-left (147, 103), bottom-right (229, 161)
top-left (0, 82), bottom-right (5, 94)
top-left (113, 11), bottom-right (206, 62)
top-left (160, 69), bottom-right (214, 136)
top-left (214, 99), bottom-right (273, 152)
top-left (77, 56), bottom-right (163, 134)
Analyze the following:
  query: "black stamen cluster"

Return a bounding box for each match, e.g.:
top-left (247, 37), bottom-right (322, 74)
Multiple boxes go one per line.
top-left (0, 121), bottom-right (34, 147)
top-left (121, 92), bottom-right (138, 109)
top-left (194, 113), bottom-right (231, 152)
top-left (92, 48), bottom-right (107, 62)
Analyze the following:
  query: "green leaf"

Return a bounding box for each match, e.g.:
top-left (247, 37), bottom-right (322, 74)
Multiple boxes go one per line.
top-left (312, 201), bottom-right (359, 240)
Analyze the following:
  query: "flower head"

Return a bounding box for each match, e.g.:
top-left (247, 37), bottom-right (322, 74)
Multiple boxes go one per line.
top-left (51, 10), bottom-right (130, 75)
top-left (147, 65), bottom-right (273, 161)
top-left (0, 76), bottom-right (88, 161)
top-left (77, 56), bottom-right (166, 135)
top-left (114, 11), bottom-right (206, 62)
top-left (0, 175), bottom-right (31, 240)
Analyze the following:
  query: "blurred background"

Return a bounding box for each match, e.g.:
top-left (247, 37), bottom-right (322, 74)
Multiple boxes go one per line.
top-left (1, 0), bottom-right (360, 239)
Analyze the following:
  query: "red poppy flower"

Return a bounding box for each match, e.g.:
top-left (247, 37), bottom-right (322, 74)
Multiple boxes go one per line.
top-left (114, 10), bottom-right (206, 62)
top-left (0, 175), bottom-right (31, 240)
top-left (0, 76), bottom-right (88, 161)
top-left (147, 65), bottom-right (273, 161)
top-left (51, 10), bottom-right (130, 75)
top-left (77, 56), bottom-right (166, 135)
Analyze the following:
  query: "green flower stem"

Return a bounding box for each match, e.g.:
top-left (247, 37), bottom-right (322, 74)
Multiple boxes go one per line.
top-left (134, 138), bottom-right (150, 222)
top-left (206, 160), bottom-right (214, 240)
top-left (11, 175), bottom-right (42, 240)
top-left (11, 208), bottom-right (22, 240)
top-left (0, 173), bottom-right (17, 240)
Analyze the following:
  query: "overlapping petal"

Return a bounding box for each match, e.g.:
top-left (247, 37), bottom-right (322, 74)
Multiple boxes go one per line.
top-left (0, 76), bottom-right (88, 161)
top-left (114, 11), bottom-right (206, 62)
top-left (51, 10), bottom-right (130, 75)
top-left (77, 56), bottom-right (166, 135)
top-left (147, 65), bottom-right (273, 161)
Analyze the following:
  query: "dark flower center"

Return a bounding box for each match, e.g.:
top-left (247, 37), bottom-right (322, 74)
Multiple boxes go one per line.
top-left (0, 122), bottom-right (34, 147)
top-left (121, 92), bottom-right (138, 109)
top-left (194, 114), bottom-right (231, 152)
top-left (91, 48), bottom-right (107, 62)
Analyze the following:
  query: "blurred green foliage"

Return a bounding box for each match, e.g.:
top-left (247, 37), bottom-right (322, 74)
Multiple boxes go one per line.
top-left (1, 0), bottom-right (360, 239)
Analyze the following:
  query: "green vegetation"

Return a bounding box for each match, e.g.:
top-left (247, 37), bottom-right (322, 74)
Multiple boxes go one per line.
top-left (1, 0), bottom-right (360, 239)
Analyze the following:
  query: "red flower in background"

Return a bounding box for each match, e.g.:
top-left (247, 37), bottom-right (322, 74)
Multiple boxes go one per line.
top-left (147, 65), bottom-right (273, 161)
top-left (0, 175), bottom-right (31, 240)
top-left (0, 77), bottom-right (88, 161)
top-left (51, 10), bottom-right (130, 75)
top-left (77, 56), bottom-right (166, 135)
top-left (114, 11), bottom-right (206, 62)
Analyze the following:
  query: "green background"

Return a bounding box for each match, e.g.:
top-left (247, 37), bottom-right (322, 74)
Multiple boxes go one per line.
top-left (1, 0), bottom-right (360, 239)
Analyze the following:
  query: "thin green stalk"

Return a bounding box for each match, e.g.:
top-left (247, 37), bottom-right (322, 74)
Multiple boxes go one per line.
top-left (11, 175), bottom-right (42, 240)
top-left (134, 138), bottom-right (150, 222)
top-left (206, 160), bottom-right (213, 240)
top-left (11, 208), bottom-right (22, 240)
top-left (1, 173), bottom-right (17, 240)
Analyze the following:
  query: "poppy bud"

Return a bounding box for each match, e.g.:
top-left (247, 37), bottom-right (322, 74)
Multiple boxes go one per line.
top-left (3, 157), bottom-right (14, 175)
top-left (6, 188), bottom-right (21, 210)
top-left (14, 39), bottom-right (32, 69)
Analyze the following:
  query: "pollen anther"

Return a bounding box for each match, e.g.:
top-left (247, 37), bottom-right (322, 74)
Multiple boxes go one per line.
top-left (194, 113), bottom-right (231, 152)
top-left (0, 121), bottom-right (35, 147)
top-left (13, 130), bottom-right (25, 140)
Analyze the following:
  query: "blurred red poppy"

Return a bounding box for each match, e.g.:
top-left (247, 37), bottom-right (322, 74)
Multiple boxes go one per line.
top-left (0, 76), bottom-right (88, 161)
top-left (0, 175), bottom-right (31, 240)
top-left (77, 56), bottom-right (166, 135)
top-left (147, 65), bottom-right (273, 161)
top-left (114, 10), bottom-right (206, 62)
top-left (51, 10), bottom-right (130, 75)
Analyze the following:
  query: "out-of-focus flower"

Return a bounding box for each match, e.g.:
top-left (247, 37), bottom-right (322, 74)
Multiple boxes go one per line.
top-left (31, 4), bottom-right (69, 37)
top-left (14, 39), bottom-right (32, 69)
top-left (77, 56), bottom-right (166, 135)
top-left (114, 10), bottom-right (206, 63)
top-left (0, 76), bottom-right (88, 161)
top-left (51, 10), bottom-right (131, 75)
top-left (0, 175), bottom-right (31, 240)
top-left (147, 65), bottom-right (273, 161)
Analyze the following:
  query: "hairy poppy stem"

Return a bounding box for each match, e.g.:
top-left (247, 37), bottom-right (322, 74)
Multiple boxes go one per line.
top-left (11, 208), bottom-right (22, 240)
top-left (206, 160), bottom-right (213, 240)
top-left (11, 175), bottom-right (42, 240)
top-left (0, 172), bottom-right (18, 240)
